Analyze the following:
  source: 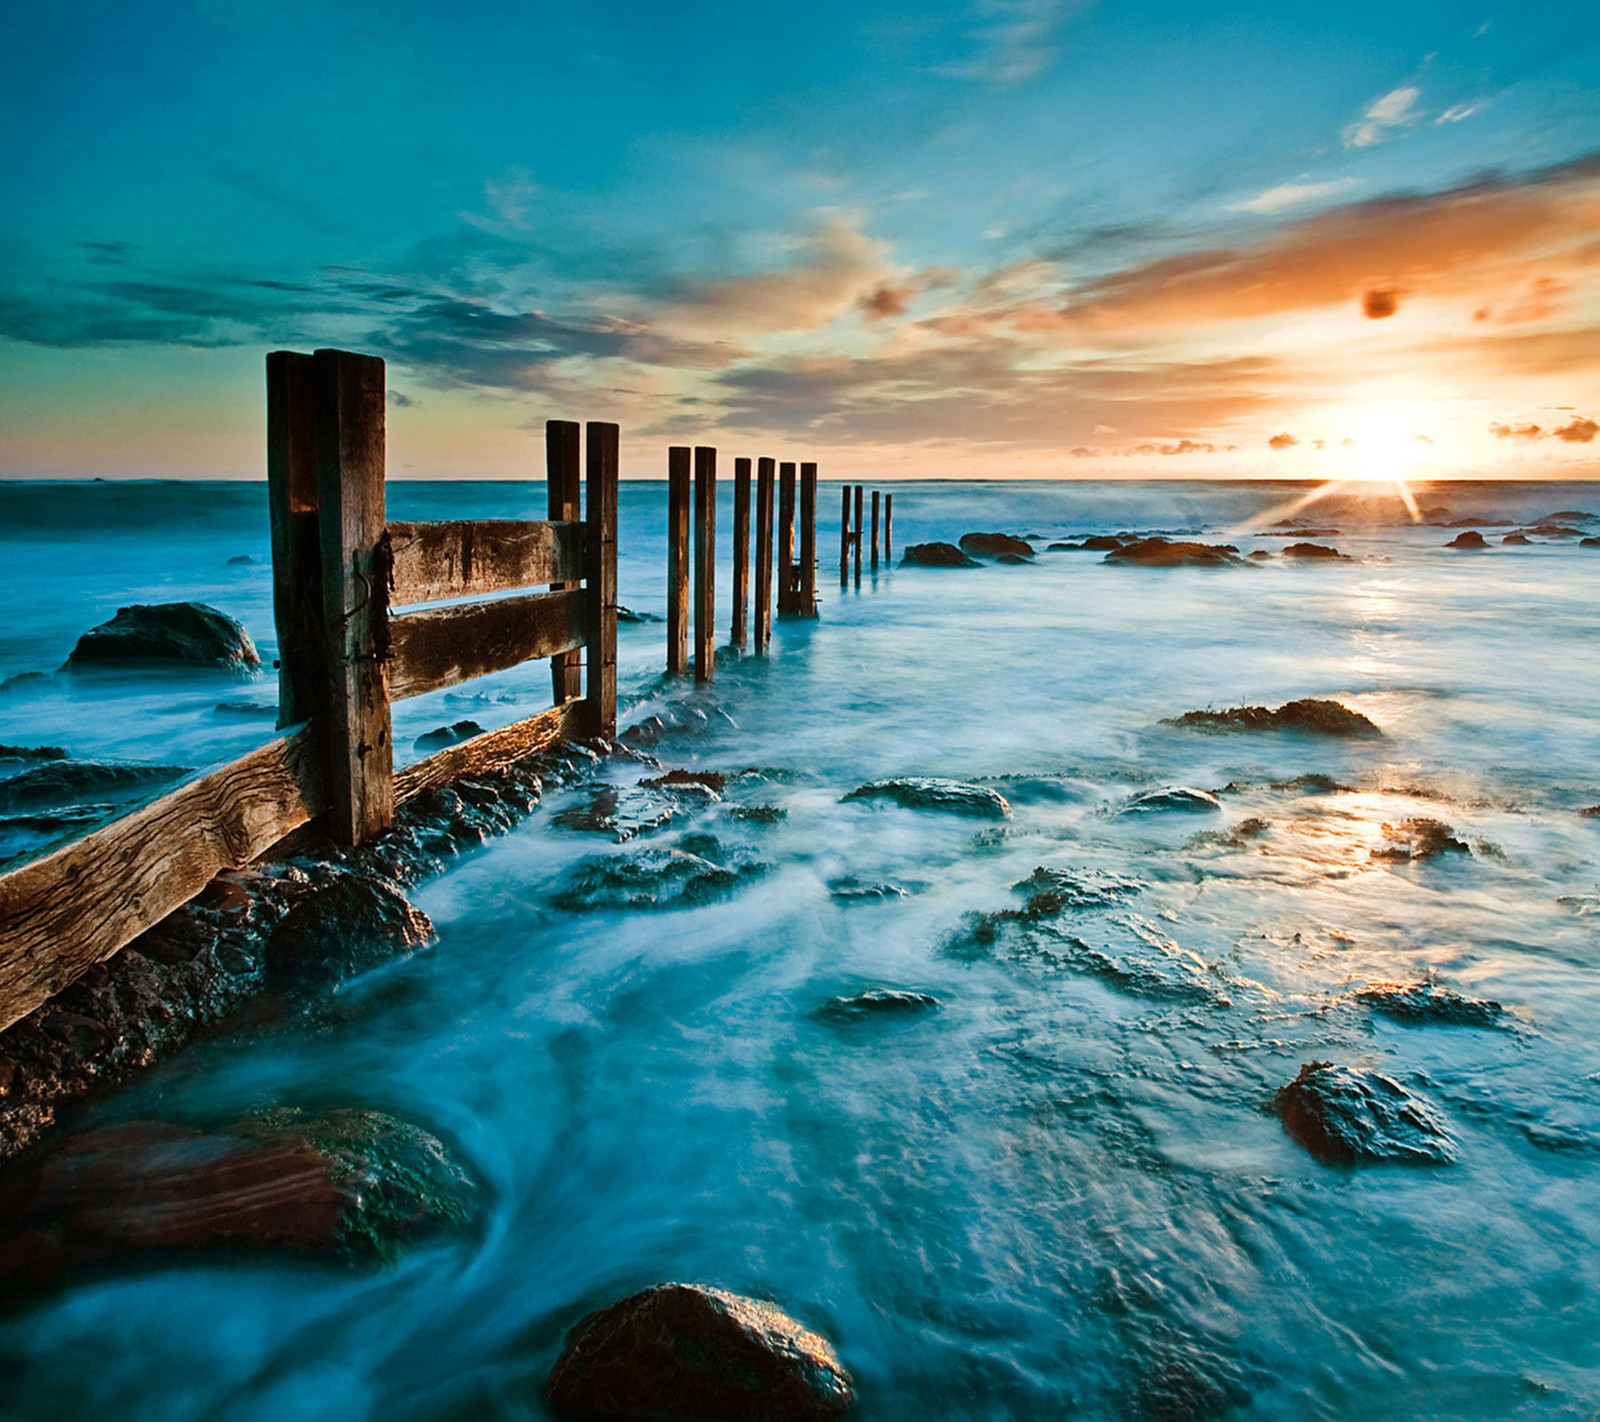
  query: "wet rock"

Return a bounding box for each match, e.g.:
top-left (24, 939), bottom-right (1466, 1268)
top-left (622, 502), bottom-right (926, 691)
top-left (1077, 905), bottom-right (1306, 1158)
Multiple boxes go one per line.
top-left (1280, 542), bottom-right (1348, 560)
top-left (225, 553), bottom-right (256, 566)
top-left (728, 804), bottom-right (786, 824)
top-left (415, 720), bottom-right (484, 752)
top-left (1105, 538), bottom-right (1244, 568)
top-left (1011, 865), bottom-right (1144, 909)
top-left (617, 606), bottom-right (665, 623)
top-left (1542, 509), bottom-right (1596, 522)
top-left (958, 532), bottom-right (1034, 559)
top-left (1164, 698), bottom-right (1381, 739)
top-left (65, 602), bottom-right (260, 670)
top-left (1354, 981), bottom-right (1504, 1027)
top-left (0, 1107), bottom-right (475, 1288)
top-left (1502, 533), bottom-right (1531, 546)
top-left (619, 703), bottom-right (734, 749)
top-left (1371, 818), bottom-right (1471, 861)
top-left (263, 871), bottom-right (436, 989)
top-left (0, 744), bottom-right (67, 761)
top-left (0, 760), bottom-right (188, 812)
top-left (546, 1282), bottom-right (854, 1422)
top-left (1188, 816), bottom-right (1270, 849)
top-left (1443, 516), bottom-right (1512, 528)
top-left (1581, 805), bottom-right (1600, 818)
top-left (1081, 535), bottom-right (1125, 550)
top-left (827, 876), bottom-right (909, 901)
top-left (554, 780), bottom-right (717, 841)
top-left (1247, 549), bottom-right (1273, 560)
top-left (1046, 541), bottom-right (1081, 551)
top-left (640, 768), bottom-right (728, 793)
top-left (996, 551), bottom-right (1031, 565)
top-left (1, 671), bottom-right (47, 692)
top-left (901, 541), bottom-right (979, 568)
top-left (1270, 1061), bottom-right (1456, 1165)
top-left (818, 988), bottom-right (940, 1022)
top-left (213, 699), bottom-right (277, 718)
top-left (1583, 537), bottom-right (1600, 549)
top-left (843, 777), bottom-right (1011, 819)
top-left (1445, 531), bottom-right (1488, 549)
top-left (552, 844), bottom-right (767, 912)
top-left (1263, 525), bottom-right (1342, 538)
top-left (1521, 523), bottom-right (1584, 537)
top-left (1122, 787), bottom-right (1222, 814)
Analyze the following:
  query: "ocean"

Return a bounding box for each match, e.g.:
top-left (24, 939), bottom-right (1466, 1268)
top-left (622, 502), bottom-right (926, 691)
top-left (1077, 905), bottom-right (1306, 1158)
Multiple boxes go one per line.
top-left (1, 477), bottom-right (1598, 1420)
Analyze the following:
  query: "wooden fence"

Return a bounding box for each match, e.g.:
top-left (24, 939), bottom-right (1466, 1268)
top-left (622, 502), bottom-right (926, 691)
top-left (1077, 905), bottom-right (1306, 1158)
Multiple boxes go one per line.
top-left (0, 347), bottom-right (617, 1033)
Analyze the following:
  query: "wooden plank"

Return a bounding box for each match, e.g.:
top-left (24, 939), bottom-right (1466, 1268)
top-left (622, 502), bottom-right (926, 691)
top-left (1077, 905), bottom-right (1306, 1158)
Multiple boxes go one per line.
top-left (394, 702), bottom-right (581, 803)
top-left (777, 462), bottom-right (797, 616)
top-left (385, 519), bottom-right (584, 607)
top-left (265, 351), bottom-right (323, 728)
top-left (755, 457), bottom-right (774, 650)
top-left (871, 489), bottom-right (881, 572)
top-left (840, 485), bottom-right (851, 586)
top-left (853, 483), bottom-right (864, 584)
top-left (667, 447), bottom-right (690, 675)
top-left (885, 493), bottom-right (893, 562)
top-left (314, 348), bottom-right (393, 846)
top-left (732, 457), bottom-right (751, 649)
top-left (0, 728), bottom-right (324, 1034)
top-left (693, 445), bottom-right (716, 682)
top-left (799, 461), bottom-right (818, 618)
top-left (585, 421), bottom-right (619, 738)
top-left (547, 418), bottom-right (583, 706)
top-left (387, 588), bottom-right (585, 700)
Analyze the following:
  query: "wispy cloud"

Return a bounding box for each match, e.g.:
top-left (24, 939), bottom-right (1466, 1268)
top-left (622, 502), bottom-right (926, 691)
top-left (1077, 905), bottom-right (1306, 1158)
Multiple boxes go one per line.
top-left (934, 0), bottom-right (1083, 86)
top-left (1229, 178), bottom-right (1358, 215)
top-left (1343, 85), bottom-right (1423, 148)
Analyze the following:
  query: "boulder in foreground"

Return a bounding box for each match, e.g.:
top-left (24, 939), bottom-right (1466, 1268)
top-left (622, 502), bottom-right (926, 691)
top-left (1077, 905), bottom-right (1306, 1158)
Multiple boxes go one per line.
top-left (66, 602), bottom-right (260, 670)
top-left (1271, 1062), bottom-right (1456, 1165)
top-left (1354, 981), bottom-right (1504, 1027)
top-left (901, 542), bottom-right (979, 568)
top-left (546, 1282), bottom-right (855, 1422)
top-left (1164, 698), bottom-right (1381, 739)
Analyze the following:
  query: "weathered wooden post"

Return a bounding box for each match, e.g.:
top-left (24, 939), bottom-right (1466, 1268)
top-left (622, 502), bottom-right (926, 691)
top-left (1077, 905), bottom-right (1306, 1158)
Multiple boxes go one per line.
top-left (667, 447), bottom-right (690, 675)
top-left (732, 456), bottom-right (751, 650)
top-left (885, 493), bottom-right (893, 563)
top-left (870, 490), bottom-right (880, 572)
top-left (799, 462), bottom-right (818, 618)
top-left (694, 446), bottom-right (716, 681)
top-left (853, 484), bottom-right (864, 585)
top-left (313, 348), bottom-right (392, 847)
top-left (547, 420), bottom-right (583, 704)
top-left (756, 456), bottom-right (775, 649)
top-left (839, 485), bottom-right (851, 587)
top-left (266, 350), bottom-right (324, 729)
top-left (585, 422), bottom-right (619, 737)
top-left (777, 462), bottom-right (797, 616)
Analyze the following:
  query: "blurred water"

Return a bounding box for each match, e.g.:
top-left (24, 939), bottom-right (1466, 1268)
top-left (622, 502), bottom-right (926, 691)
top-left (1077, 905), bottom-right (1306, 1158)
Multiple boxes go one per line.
top-left (2, 478), bottom-right (1598, 1420)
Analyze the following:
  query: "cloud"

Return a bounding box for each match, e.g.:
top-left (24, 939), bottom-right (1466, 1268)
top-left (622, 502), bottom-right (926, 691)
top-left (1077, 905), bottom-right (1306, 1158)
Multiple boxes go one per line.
top-left (1123, 438), bottom-right (1217, 456)
top-left (934, 0), bottom-right (1081, 86)
top-left (1362, 286), bottom-right (1402, 318)
top-left (1487, 416), bottom-right (1596, 443)
top-left (1489, 421), bottom-right (1543, 441)
top-left (1555, 416), bottom-right (1598, 443)
top-left (1229, 178), bottom-right (1358, 215)
top-left (1268, 432), bottom-right (1298, 450)
top-left (1344, 86), bottom-right (1423, 148)
top-left (1436, 101), bottom-right (1485, 125)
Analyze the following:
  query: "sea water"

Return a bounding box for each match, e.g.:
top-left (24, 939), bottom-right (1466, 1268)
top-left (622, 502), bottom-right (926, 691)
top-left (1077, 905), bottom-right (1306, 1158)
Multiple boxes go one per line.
top-left (1, 479), bottom-right (1597, 1420)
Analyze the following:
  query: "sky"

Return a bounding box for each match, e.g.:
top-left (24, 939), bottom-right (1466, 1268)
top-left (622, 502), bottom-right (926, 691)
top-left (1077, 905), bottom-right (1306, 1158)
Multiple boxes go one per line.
top-left (1, 0), bottom-right (1598, 480)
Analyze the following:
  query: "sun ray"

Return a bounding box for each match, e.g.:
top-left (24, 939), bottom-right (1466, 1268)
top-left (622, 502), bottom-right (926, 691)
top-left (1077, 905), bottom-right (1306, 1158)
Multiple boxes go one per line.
top-left (1227, 480), bottom-right (1346, 540)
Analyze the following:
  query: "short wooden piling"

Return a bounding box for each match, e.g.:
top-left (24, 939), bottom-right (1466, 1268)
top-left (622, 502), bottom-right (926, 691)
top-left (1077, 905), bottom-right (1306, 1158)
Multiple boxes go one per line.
top-left (799, 462), bottom-right (818, 618)
top-left (870, 490), bottom-right (880, 572)
top-left (732, 457), bottom-right (751, 649)
top-left (547, 420), bottom-right (583, 705)
top-left (667, 447), bottom-right (690, 675)
top-left (755, 457), bottom-right (774, 649)
top-left (885, 493), bottom-right (893, 562)
top-left (839, 486), bottom-right (851, 586)
top-left (853, 484), bottom-right (864, 584)
top-left (585, 422), bottom-right (619, 737)
top-left (694, 446), bottom-right (716, 681)
top-left (777, 462), bottom-right (797, 616)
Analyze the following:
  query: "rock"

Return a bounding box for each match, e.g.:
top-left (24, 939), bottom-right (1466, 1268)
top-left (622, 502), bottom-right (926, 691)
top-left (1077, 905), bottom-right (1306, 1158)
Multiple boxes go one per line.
top-left (901, 542), bottom-right (979, 568)
top-left (818, 988), bottom-right (940, 1022)
top-left (65, 602), bottom-right (260, 670)
top-left (546, 1282), bottom-right (854, 1422)
top-left (1354, 981), bottom-right (1504, 1027)
top-left (1445, 531), bottom-right (1487, 549)
top-left (640, 768), bottom-right (728, 793)
top-left (1, 672), bottom-right (48, 692)
top-left (1280, 542), bottom-right (1348, 560)
top-left (1046, 541), bottom-right (1081, 551)
top-left (263, 871), bottom-right (436, 989)
top-left (996, 551), bottom-right (1031, 565)
top-left (1542, 510), bottom-right (1596, 522)
top-left (1502, 533), bottom-right (1531, 545)
top-left (555, 780), bottom-right (718, 840)
top-left (552, 844), bottom-right (767, 912)
top-left (1163, 698), bottom-right (1381, 738)
top-left (1371, 818), bottom-right (1471, 861)
top-left (728, 804), bottom-right (785, 824)
top-left (213, 699), bottom-right (277, 718)
top-left (1247, 549), bottom-right (1273, 560)
top-left (958, 532), bottom-right (1034, 559)
top-left (1263, 526), bottom-right (1341, 538)
top-left (1010, 865), bottom-right (1144, 909)
top-left (1105, 538), bottom-right (1243, 568)
top-left (843, 777), bottom-right (1011, 819)
top-left (1583, 538), bottom-right (1600, 549)
top-left (0, 1107), bottom-right (475, 1288)
top-left (0, 760), bottom-right (188, 812)
top-left (415, 720), bottom-right (484, 751)
top-left (1443, 517), bottom-right (1511, 528)
top-left (827, 876), bottom-right (909, 901)
top-left (1521, 523), bottom-right (1584, 537)
top-left (225, 553), bottom-right (256, 566)
top-left (1269, 773), bottom-right (1351, 793)
top-left (0, 744), bottom-right (67, 761)
top-left (617, 606), bottom-right (665, 623)
top-left (1270, 1062), bottom-right (1456, 1165)
top-left (1080, 535), bottom-right (1125, 550)
top-left (1122, 787), bottom-right (1221, 814)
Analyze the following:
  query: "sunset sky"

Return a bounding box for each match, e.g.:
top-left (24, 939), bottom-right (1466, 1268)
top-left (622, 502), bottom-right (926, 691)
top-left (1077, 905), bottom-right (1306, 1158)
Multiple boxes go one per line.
top-left (2, 0), bottom-right (1597, 480)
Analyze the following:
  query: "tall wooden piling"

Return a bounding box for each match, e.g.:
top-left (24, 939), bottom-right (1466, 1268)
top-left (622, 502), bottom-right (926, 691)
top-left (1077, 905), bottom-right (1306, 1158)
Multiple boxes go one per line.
top-left (547, 420), bottom-right (583, 705)
top-left (853, 484), bottom-right (864, 584)
top-left (667, 447), bottom-right (690, 675)
top-left (694, 446), bottom-right (716, 681)
top-left (755, 457), bottom-right (774, 649)
top-left (777, 462), bottom-right (797, 616)
top-left (585, 422), bottom-right (619, 738)
top-left (870, 490), bottom-right (880, 572)
top-left (839, 486), bottom-right (851, 586)
top-left (885, 494), bottom-right (893, 562)
top-left (732, 457), bottom-right (751, 649)
top-left (265, 350), bottom-right (323, 729)
top-left (799, 462), bottom-right (817, 618)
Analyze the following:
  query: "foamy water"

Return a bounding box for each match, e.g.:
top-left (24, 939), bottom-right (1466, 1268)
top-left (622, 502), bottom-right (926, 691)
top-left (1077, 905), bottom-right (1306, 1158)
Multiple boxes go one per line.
top-left (2, 479), bottom-right (1598, 1420)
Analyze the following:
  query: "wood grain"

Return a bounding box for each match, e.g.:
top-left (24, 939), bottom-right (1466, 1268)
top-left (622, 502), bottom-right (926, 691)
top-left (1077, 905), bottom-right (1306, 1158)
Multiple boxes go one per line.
top-left (387, 588), bottom-right (586, 700)
top-left (667, 447), bottom-right (690, 675)
top-left (584, 421), bottom-right (619, 738)
top-left (394, 702), bottom-right (581, 802)
top-left (386, 519), bottom-right (585, 609)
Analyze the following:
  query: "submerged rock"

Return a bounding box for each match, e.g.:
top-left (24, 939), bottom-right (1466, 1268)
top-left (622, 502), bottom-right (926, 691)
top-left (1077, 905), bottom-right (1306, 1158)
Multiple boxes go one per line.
top-left (546, 1283), bottom-right (855, 1422)
top-left (415, 720), bottom-right (484, 751)
top-left (996, 551), bottom-right (1031, 565)
top-left (1354, 981), bottom-right (1504, 1027)
top-left (65, 602), bottom-right (260, 670)
top-left (1011, 865), bottom-right (1144, 910)
top-left (552, 844), bottom-right (767, 912)
top-left (827, 875), bottom-right (909, 901)
top-left (617, 606), bottom-right (665, 623)
top-left (843, 777), bottom-right (1011, 819)
top-left (901, 541), bottom-right (979, 568)
top-left (1445, 531), bottom-right (1488, 550)
top-left (0, 744), bottom-right (67, 761)
top-left (1164, 698), bottom-right (1381, 739)
top-left (263, 871), bottom-right (436, 989)
top-left (1121, 787), bottom-right (1222, 814)
top-left (1105, 537), bottom-right (1244, 568)
top-left (1281, 542), bottom-right (1348, 560)
top-left (0, 760), bottom-right (188, 812)
top-left (1271, 1061), bottom-right (1456, 1165)
top-left (1371, 818), bottom-right (1472, 861)
top-left (640, 768), bottom-right (728, 793)
top-left (1046, 541), bottom-right (1081, 551)
top-left (818, 988), bottom-right (941, 1021)
top-left (958, 531), bottom-right (1034, 559)
top-left (555, 779), bottom-right (719, 841)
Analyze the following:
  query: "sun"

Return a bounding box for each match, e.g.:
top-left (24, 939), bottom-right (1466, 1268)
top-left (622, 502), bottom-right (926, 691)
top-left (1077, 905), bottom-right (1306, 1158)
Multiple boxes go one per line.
top-left (1338, 401), bottom-right (1438, 483)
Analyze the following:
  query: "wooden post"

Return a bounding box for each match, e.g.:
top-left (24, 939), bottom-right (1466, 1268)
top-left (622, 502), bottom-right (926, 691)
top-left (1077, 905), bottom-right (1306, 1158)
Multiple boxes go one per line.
top-left (777, 462), bottom-right (797, 616)
top-left (755, 457), bottom-right (774, 650)
top-left (266, 351), bottom-right (323, 729)
top-left (853, 484), bottom-right (864, 585)
top-left (694, 446), bottom-right (716, 681)
top-left (870, 489), bottom-right (881, 572)
top-left (667, 447), bottom-right (690, 675)
top-left (732, 456), bottom-right (751, 649)
top-left (799, 462), bottom-right (818, 618)
top-left (585, 422), bottom-right (619, 737)
top-left (885, 493), bottom-right (893, 563)
top-left (547, 420), bottom-right (582, 705)
top-left (313, 348), bottom-right (392, 847)
top-left (839, 485), bottom-right (851, 587)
